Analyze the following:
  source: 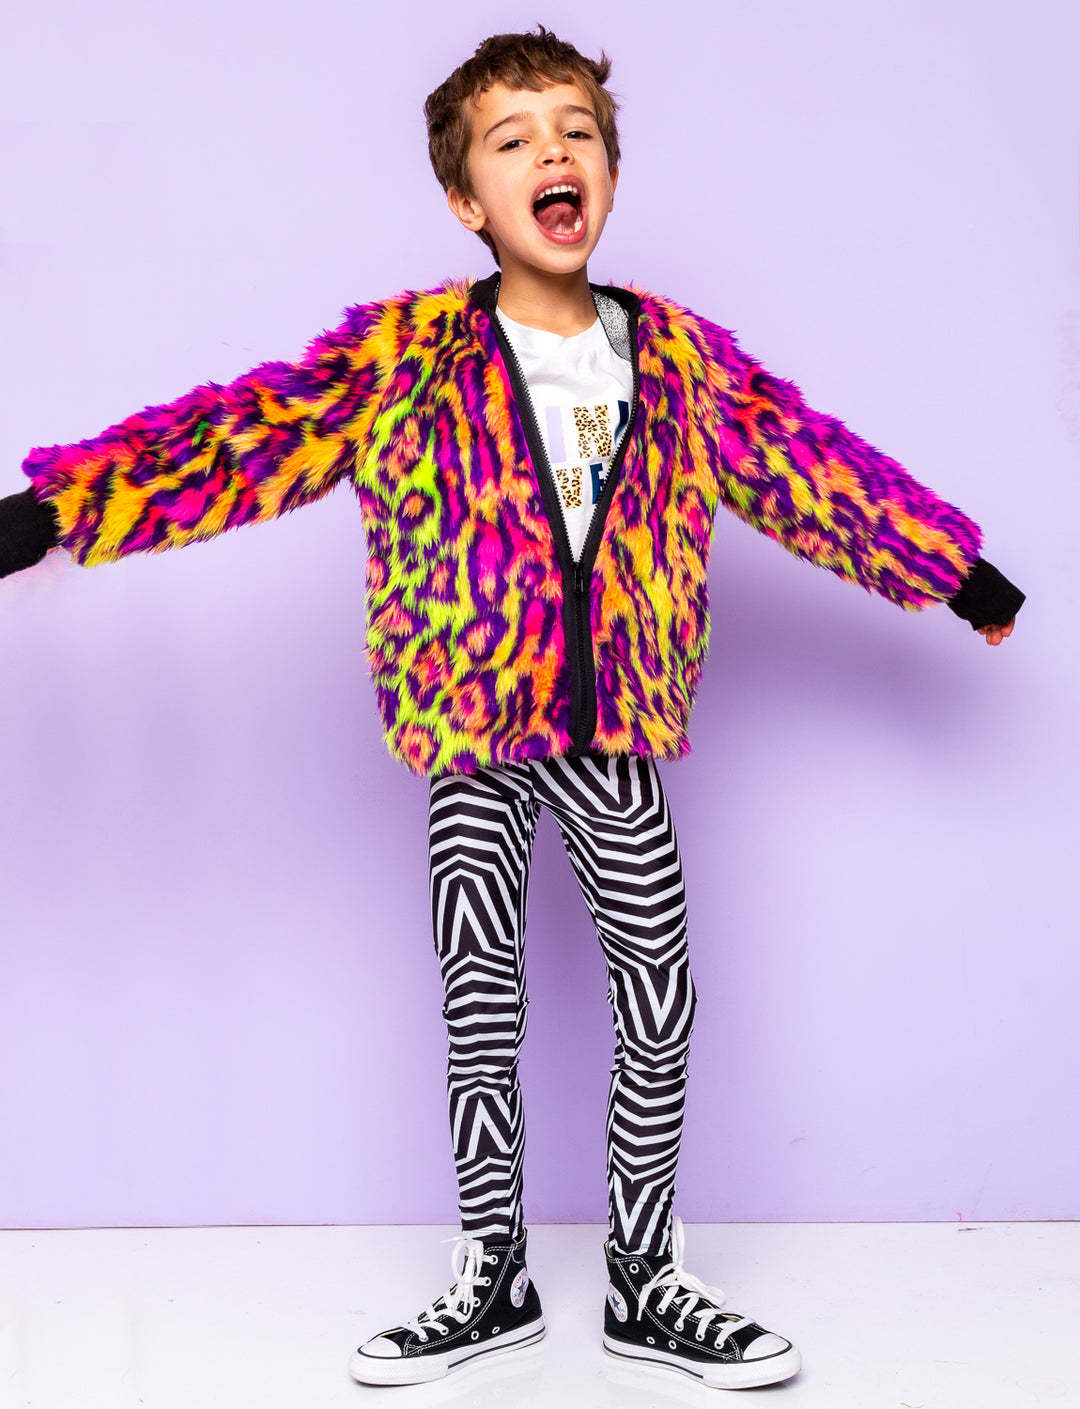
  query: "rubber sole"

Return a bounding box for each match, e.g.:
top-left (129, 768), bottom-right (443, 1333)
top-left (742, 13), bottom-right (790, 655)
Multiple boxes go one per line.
top-left (349, 1316), bottom-right (546, 1385)
top-left (603, 1332), bottom-right (802, 1389)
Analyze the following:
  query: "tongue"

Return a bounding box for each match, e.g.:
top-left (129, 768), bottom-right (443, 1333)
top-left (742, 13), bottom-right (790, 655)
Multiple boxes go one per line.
top-left (536, 199), bottom-right (578, 234)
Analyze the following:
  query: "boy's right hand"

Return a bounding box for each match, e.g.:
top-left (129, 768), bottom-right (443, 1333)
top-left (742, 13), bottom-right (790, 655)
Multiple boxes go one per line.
top-left (0, 488), bottom-right (61, 578)
top-left (976, 618), bottom-right (1016, 646)
top-left (946, 558), bottom-right (1025, 638)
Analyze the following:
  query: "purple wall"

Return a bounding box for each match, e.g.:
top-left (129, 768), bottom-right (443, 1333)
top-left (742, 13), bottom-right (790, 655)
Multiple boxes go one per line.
top-left (2, 0), bottom-right (1076, 1229)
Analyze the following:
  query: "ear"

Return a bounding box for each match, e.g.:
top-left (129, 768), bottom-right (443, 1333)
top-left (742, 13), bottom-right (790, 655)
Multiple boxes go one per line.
top-left (447, 186), bottom-right (488, 234)
top-left (608, 164), bottom-right (619, 210)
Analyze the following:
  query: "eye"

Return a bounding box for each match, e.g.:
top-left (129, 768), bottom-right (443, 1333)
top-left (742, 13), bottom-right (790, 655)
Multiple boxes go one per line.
top-left (498, 138), bottom-right (526, 151)
top-left (565, 129), bottom-right (593, 140)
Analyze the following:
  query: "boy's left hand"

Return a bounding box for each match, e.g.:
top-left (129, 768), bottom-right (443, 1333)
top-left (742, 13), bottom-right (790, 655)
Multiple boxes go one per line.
top-left (976, 618), bottom-right (1016, 646)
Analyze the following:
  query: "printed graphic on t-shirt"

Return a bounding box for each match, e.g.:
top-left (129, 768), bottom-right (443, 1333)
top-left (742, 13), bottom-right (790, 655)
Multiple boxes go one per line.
top-left (542, 397), bottom-right (630, 543)
top-left (494, 307), bottom-right (634, 560)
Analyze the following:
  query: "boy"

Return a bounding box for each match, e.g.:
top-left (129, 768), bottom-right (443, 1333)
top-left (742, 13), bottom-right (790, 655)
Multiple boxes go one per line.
top-left (0, 26), bottom-right (1022, 1394)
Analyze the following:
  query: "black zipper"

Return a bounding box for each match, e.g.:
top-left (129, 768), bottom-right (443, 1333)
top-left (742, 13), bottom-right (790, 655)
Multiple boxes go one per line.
top-left (489, 292), bottom-right (641, 755)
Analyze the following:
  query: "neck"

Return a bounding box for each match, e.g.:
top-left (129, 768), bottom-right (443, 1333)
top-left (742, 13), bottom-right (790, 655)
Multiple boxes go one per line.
top-left (494, 261), bottom-right (596, 336)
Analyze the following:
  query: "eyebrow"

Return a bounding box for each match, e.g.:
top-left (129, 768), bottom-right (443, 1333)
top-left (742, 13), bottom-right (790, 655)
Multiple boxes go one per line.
top-left (482, 103), bottom-right (597, 142)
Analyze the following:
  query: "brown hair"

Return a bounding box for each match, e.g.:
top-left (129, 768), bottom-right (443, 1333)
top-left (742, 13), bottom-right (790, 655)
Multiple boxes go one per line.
top-left (424, 27), bottom-right (621, 260)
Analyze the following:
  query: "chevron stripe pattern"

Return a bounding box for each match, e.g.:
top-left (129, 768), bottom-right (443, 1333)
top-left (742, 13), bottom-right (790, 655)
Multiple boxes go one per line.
top-left (429, 752), bottom-right (696, 1257)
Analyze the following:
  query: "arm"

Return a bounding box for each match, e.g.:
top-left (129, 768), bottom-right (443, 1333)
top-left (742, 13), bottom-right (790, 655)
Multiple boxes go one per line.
top-left (691, 313), bottom-right (1022, 625)
top-left (11, 301), bottom-right (388, 571)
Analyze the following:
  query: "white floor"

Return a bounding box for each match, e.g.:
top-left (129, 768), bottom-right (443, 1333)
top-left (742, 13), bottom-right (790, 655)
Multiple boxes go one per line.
top-left (0, 1221), bottom-right (1076, 1408)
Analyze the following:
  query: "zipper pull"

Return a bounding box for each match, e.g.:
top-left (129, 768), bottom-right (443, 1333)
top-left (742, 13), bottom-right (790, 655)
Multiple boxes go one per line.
top-left (574, 562), bottom-right (586, 595)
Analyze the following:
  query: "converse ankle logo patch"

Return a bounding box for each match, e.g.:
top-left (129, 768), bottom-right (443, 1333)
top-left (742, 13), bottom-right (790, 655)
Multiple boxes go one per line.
top-left (607, 1285), bottom-right (628, 1322)
top-left (510, 1268), bottom-right (529, 1307)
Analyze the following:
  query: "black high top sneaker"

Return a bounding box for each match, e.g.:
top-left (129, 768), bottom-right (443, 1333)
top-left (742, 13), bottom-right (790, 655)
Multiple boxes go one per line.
top-left (603, 1216), bottom-right (801, 1389)
top-left (348, 1227), bottom-right (544, 1385)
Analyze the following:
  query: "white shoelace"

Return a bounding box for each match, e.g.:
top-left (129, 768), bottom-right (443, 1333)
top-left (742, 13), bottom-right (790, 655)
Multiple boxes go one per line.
top-left (400, 1232), bottom-right (494, 1342)
top-left (635, 1216), bottom-right (755, 1350)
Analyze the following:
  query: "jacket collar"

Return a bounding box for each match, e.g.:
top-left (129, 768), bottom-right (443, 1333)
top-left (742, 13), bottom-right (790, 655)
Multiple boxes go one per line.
top-left (467, 271), bottom-right (641, 319)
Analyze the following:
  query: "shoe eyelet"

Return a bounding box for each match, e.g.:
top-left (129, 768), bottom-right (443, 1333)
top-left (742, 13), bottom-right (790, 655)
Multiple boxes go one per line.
top-left (629, 1262), bottom-right (639, 1273)
top-left (668, 1340), bottom-right (677, 1349)
top-left (646, 1336), bottom-right (655, 1345)
top-left (470, 1330), bottom-right (480, 1340)
top-left (491, 1326), bottom-right (500, 1334)
top-left (479, 1277), bottom-right (491, 1285)
top-left (696, 1331), bottom-right (705, 1342)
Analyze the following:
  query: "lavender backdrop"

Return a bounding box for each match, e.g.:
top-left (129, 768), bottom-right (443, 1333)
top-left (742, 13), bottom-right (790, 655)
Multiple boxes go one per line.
top-left (1, 0), bottom-right (1076, 1230)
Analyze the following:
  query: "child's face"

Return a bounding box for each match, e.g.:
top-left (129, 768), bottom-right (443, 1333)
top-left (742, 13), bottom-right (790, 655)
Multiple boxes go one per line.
top-left (447, 81), bottom-right (618, 280)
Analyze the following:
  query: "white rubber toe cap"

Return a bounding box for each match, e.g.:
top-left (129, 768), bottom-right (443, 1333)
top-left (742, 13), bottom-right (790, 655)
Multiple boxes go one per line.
top-left (358, 1335), bottom-right (404, 1358)
top-left (743, 1332), bottom-right (790, 1359)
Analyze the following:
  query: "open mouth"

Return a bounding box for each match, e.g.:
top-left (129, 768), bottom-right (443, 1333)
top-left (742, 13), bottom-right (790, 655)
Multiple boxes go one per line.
top-left (532, 181), bottom-right (585, 238)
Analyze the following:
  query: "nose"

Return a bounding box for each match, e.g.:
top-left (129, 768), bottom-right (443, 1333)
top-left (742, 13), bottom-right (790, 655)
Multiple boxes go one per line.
top-left (538, 131), bottom-right (573, 166)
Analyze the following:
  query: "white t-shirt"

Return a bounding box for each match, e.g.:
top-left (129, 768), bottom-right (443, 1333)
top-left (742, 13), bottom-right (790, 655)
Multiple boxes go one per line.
top-left (496, 307), bottom-right (633, 561)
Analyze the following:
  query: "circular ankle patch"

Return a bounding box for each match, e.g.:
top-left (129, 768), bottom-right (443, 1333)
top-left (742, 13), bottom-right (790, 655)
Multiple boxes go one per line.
top-left (607, 1285), bottom-right (628, 1322)
top-left (510, 1268), bottom-right (530, 1307)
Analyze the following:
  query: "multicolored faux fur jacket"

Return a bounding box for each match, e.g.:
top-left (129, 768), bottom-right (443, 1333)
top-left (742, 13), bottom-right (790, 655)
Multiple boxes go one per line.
top-left (21, 273), bottom-right (985, 778)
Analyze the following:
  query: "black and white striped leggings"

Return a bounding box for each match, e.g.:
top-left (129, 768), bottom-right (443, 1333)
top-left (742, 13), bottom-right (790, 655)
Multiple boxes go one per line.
top-left (428, 751), bottom-right (697, 1258)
